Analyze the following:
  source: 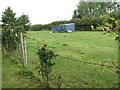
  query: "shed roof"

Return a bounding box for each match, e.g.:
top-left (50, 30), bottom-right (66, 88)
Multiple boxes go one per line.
top-left (59, 23), bottom-right (75, 25)
top-left (51, 23), bottom-right (75, 27)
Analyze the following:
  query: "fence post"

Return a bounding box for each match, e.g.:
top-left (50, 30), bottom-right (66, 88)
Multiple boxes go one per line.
top-left (24, 40), bottom-right (27, 68)
top-left (20, 33), bottom-right (25, 68)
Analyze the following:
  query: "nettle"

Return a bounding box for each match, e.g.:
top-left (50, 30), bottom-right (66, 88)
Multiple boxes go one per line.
top-left (36, 44), bottom-right (59, 88)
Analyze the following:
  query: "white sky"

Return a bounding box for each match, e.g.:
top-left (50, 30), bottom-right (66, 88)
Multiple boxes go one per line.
top-left (0, 0), bottom-right (80, 25)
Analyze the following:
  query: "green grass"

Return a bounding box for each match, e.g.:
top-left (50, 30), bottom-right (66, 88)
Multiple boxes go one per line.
top-left (2, 53), bottom-right (45, 88)
top-left (2, 31), bottom-right (118, 88)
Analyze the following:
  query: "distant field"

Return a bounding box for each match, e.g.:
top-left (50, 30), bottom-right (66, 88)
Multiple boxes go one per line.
top-left (2, 31), bottom-right (118, 88)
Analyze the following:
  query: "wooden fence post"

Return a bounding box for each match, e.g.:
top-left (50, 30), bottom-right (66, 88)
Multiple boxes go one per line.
top-left (24, 40), bottom-right (27, 68)
top-left (20, 33), bottom-right (25, 68)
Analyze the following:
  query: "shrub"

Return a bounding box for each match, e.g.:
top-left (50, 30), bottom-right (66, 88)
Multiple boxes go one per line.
top-left (36, 44), bottom-right (58, 88)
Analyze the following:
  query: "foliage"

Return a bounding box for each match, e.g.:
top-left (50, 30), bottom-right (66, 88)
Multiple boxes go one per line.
top-left (17, 14), bottom-right (31, 31)
top-left (71, 14), bottom-right (110, 31)
top-left (36, 44), bottom-right (58, 88)
top-left (95, 18), bottom-right (120, 41)
top-left (71, 0), bottom-right (119, 31)
top-left (1, 7), bottom-right (30, 53)
top-left (1, 7), bottom-right (21, 52)
top-left (109, 11), bottom-right (119, 20)
top-left (31, 24), bottom-right (45, 31)
top-left (72, 0), bottom-right (118, 20)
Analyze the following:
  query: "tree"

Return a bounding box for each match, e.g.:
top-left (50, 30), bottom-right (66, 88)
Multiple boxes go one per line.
top-left (17, 14), bottom-right (31, 31)
top-left (72, 0), bottom-right (118, 20)
top-left (1, 7), bottom-right (28, 54)
top-left (1, 7), bottom-right (18, 52)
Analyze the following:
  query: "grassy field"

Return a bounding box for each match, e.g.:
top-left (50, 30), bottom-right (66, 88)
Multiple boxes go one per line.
top-left (2, 31), bottom-right (118, 88)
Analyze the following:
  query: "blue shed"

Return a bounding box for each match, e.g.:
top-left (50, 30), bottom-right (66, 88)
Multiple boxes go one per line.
top-left (51, 23), bottom-right (75, 33)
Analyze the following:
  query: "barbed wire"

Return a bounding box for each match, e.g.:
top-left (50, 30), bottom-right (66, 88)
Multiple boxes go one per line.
top-left (59, 56), bottom-right (119, 69)
top-left (26, 40), bottom-right (118, 70)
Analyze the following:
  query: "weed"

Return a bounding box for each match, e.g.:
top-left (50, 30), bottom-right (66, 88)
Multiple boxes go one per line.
top-left (17, 69), bottom-right (34, 78)
top-left (63, 43), bottom-right (68, 46)
top-left (64, 35), bottom-right (66, 37)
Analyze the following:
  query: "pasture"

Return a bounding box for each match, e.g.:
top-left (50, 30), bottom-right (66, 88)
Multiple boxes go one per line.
top-left (2, 31), bottom-right (118, 88)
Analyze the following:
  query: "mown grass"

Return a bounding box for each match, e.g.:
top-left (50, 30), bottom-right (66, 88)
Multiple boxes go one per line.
top-left (2, 31), bottom-right (118, 88)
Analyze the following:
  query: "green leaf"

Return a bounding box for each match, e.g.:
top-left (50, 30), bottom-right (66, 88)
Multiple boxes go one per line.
top-left (97, 27), bottom-right (102, 30)
top-left (105, 23), bottom-right (109, 26)
top-left (110, 18), bottom-right (115, 20)
top-left (100, 25), bottom-right (105, 28)
top-left (91, 25), bottom-right (94, 30)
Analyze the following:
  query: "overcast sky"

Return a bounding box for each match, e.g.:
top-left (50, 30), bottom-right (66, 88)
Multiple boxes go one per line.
top-left (0, 0), bottom-right (80, 25)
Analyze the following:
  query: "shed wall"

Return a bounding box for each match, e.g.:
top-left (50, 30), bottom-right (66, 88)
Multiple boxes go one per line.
top-left (66, 23), bottom-right (75, 32)
top-left (60, 25), bottom-right (66, 32)
top-left (51, 23), bottom-right (75, 32)
top-left (51, 25), bottom-right (59, 31)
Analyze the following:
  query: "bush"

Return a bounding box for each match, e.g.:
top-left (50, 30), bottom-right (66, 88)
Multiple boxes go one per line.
top-left (36, 44), bottom-right (59, 88)
top-left (31, 24), bottom-right (44, 31)
top-left (31, 24), bottom-right (51, 31)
